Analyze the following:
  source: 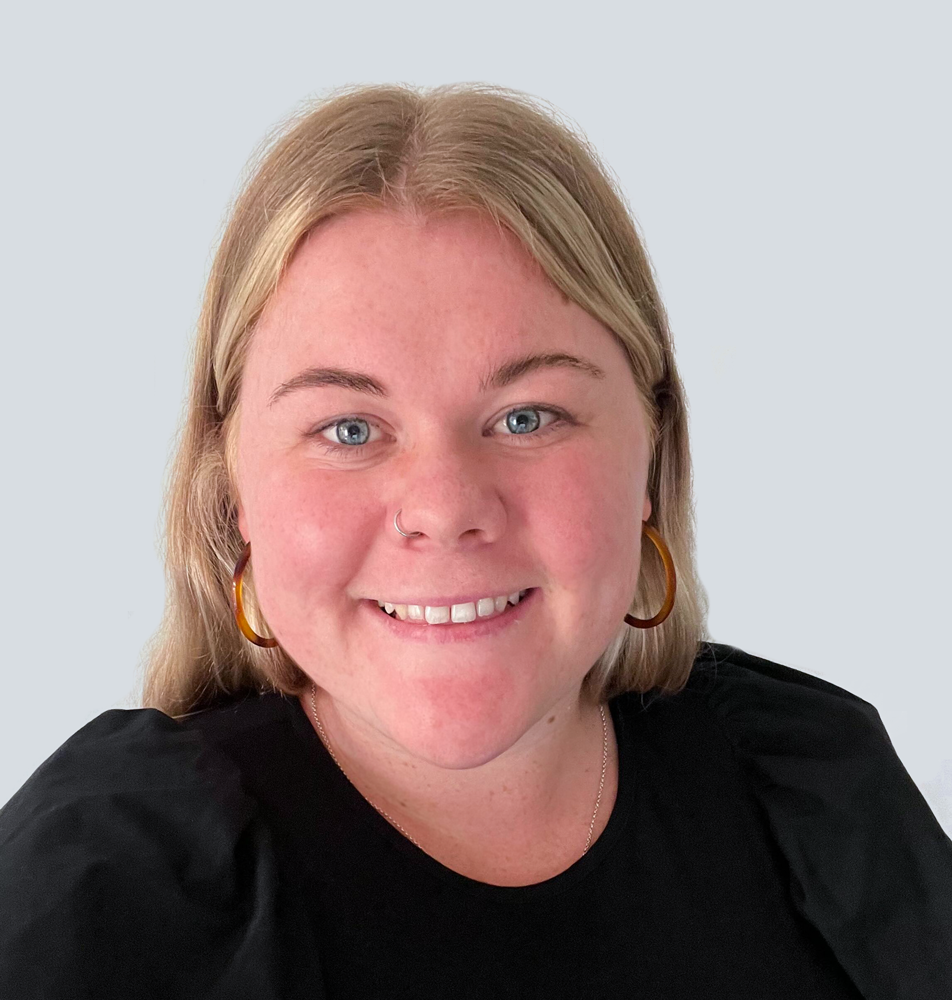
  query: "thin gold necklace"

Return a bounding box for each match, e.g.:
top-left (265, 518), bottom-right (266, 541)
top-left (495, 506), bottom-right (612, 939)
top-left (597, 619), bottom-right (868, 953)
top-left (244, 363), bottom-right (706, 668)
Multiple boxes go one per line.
top-left (307, 683), bottom-right (610, 855)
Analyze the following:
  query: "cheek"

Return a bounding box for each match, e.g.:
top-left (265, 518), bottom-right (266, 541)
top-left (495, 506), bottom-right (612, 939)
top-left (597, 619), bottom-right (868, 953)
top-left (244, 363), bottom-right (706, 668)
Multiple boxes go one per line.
top-left (530, 447), bottom-right (644, 595)
top-left (242, 467), bottom-right (374, 622)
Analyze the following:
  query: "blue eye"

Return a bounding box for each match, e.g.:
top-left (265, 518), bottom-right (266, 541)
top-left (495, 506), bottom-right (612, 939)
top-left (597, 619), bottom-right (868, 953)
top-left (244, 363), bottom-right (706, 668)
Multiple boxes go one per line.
top-left (326, 417), bottom-right (374, 448)
top-left (504, 407), bottom-right (543, 435)
top-left (310, 405), bottom-right (572, 459)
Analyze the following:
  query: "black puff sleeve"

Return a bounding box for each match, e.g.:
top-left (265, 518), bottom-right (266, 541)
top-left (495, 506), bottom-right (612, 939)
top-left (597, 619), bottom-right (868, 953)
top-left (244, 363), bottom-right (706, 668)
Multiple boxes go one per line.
top-left (0, 706), bottom-right (321, 999)
top-left (699, 644), bottom-right (952, 1000)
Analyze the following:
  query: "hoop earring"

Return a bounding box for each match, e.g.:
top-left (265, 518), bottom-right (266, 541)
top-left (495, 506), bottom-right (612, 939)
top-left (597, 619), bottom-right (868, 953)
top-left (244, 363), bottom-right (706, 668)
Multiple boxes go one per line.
top-left (232, 542), bottom-right (279, 648)
top-left (624, 523), bottom-right (676, 629)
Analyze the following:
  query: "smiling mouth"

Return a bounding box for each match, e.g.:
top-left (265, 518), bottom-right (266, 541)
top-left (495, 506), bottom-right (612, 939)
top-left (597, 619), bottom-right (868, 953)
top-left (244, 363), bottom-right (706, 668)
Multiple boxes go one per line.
top-left (374, 589), bottom-right (533, 626)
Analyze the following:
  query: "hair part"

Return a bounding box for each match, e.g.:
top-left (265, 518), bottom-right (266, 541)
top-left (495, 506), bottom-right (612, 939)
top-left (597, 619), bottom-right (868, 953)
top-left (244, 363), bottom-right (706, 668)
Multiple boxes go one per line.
top-left (139, 82), bottom-right (710, 718)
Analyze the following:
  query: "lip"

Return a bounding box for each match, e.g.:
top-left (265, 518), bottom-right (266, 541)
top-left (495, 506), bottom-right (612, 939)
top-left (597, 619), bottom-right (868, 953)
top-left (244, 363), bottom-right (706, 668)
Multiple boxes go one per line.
top-left (361, 587), bottom-right (539, 644)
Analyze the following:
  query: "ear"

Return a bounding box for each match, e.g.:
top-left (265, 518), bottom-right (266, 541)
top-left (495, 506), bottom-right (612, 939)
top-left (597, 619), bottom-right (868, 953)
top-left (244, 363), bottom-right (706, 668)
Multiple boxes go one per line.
top-left (642, 495), bottom-right (652, 522)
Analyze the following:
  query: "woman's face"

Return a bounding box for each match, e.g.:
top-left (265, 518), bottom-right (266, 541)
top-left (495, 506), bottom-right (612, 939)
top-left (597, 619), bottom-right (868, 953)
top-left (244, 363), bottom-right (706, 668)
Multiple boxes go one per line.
top-left (235, 209), bottom-right (653, 768)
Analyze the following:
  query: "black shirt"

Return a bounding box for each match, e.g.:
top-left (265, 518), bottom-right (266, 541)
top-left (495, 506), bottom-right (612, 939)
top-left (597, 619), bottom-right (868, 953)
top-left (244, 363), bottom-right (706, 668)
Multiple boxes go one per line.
top-left (1, 642), bottom-right (950, 999)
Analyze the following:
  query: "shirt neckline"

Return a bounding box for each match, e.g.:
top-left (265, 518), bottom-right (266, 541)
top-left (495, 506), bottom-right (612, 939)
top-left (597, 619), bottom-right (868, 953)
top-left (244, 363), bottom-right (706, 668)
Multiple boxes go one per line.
top-left (285, 691), bottom-right (636, 902)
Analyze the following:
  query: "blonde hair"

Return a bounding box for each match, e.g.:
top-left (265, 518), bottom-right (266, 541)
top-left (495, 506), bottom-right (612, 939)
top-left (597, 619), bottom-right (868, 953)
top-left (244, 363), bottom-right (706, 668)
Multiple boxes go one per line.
top-left (139, 82), bottom-right (710, 718)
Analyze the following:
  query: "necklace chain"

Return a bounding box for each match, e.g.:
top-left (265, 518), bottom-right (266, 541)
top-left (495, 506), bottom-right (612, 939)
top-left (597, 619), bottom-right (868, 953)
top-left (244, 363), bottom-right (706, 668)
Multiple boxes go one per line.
top-left (307, 683), bottom-right (610, 855)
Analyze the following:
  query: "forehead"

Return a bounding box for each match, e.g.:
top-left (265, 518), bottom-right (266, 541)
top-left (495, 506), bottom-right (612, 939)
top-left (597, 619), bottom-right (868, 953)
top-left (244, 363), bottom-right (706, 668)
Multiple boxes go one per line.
top-left (262, 209), bottom-right (564, 326)
top-left (243, 209), bottom-right (626, 401)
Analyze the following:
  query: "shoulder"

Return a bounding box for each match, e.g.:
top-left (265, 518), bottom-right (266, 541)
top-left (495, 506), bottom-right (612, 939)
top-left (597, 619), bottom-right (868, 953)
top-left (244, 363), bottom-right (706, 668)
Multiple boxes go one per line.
top-left (669, 641), bottom-right (952, 999)
top-left (0, 695), bottom-right (305, 998)
top-left (0, 691), bottom-right (298, 835)
top-left (0, 702), bottom-right (258, 856)
top-left (678, 640), bottom-right (946, 854)
top-left (614, 641), bottom-right (893, 774)
top-left (684, 640), bottom-right (891, 754)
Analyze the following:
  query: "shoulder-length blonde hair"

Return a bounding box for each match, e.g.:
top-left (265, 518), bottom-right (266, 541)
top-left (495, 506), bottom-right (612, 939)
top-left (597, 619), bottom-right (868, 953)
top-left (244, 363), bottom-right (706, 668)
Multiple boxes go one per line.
top-left (139, 82), bottom-right (710, 718)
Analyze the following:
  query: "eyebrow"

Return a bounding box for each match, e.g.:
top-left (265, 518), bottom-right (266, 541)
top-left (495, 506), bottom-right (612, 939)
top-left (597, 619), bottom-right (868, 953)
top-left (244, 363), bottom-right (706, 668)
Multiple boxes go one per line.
top-left (267, 351), bottom-right (607, 408)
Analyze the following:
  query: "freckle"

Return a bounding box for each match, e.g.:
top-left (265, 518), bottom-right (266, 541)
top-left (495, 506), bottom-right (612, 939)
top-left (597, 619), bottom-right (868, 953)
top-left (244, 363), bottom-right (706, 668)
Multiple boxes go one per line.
top-left (548, 716), bottom-right (555, 724)
top-left (399, 800), bottom-right (407, 808)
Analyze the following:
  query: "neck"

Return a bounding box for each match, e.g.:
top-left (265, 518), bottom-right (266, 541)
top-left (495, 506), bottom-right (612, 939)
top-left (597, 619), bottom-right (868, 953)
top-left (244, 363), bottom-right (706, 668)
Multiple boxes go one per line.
top-left (300, 685), bottom-right (616, 858)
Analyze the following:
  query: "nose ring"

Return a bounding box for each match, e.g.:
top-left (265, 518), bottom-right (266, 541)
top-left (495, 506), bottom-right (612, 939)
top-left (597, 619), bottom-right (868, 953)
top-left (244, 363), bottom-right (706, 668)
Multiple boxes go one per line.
top-left (394, 509), bottom-right (422, 538)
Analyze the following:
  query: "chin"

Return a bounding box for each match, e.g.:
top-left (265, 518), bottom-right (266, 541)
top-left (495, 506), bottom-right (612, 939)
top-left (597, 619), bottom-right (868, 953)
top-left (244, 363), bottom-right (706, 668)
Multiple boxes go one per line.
top-left (377, 684), bottom-right (539, 771)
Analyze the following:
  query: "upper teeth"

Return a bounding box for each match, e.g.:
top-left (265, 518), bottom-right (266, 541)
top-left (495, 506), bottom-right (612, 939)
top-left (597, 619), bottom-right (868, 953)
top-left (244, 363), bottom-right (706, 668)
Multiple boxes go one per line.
top-left (377, 590), bottom-right (529, 623)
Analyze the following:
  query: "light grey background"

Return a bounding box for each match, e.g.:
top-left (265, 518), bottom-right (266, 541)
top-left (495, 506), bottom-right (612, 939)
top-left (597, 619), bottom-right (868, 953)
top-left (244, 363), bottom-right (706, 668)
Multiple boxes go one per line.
top-left (1, 1), bottom-right (949, 835)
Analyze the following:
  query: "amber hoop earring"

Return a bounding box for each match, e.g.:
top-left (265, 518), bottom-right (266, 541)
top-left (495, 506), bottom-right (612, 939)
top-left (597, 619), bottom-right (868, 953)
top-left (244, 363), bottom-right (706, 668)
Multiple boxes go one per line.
top-left (232, 522), bottom-right (676, 646)
top-left (624, 523), bottom-right (677, 629)
top-left (232, 542), bottom-right (279, 648)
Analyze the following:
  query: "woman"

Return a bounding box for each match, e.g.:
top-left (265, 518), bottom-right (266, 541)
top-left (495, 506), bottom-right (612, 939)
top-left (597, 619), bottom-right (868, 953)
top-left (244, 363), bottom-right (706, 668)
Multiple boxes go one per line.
top-left (0, 83), bottom-right (949, 999)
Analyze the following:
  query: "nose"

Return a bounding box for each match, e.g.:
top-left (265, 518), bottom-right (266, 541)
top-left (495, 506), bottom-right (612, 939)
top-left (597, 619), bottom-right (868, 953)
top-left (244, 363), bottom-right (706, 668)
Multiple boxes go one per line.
top-left (388, 443), bottom-right (507, 547)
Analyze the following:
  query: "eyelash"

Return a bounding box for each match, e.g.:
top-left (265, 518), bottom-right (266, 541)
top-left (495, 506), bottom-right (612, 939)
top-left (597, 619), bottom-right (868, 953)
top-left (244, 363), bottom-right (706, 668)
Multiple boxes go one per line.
top-left (309, 405), bottom-right (574, 459)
